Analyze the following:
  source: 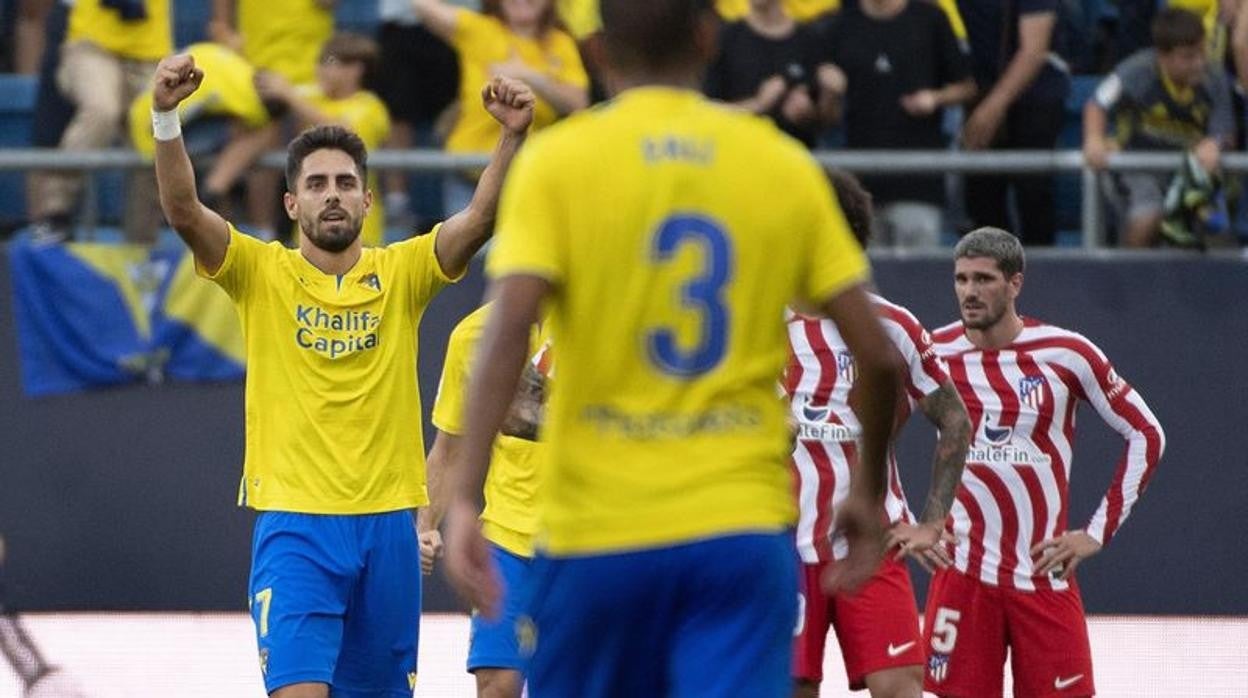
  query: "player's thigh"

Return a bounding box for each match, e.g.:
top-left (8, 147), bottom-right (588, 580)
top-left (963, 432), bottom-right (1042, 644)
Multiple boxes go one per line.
top-left (335, 510), bottom-right (422, 697)
top-left (793, 560), bottom-right (835, 684)
top-left (475, 667), bottom-right (524, 698)
top-left (921, 568), bottom-right (1007, 698)
top-left (524, 550), bottom-right (670, 698)
top-left (668, 533), bottom-right (798, 698)
top-left (1004, 582), bottom-right (1095, 698)
top-left (249, 512), bottom-right (355, 693)
top-left (831, 557), bottom-right (924, 692)
top-left (467, 544), bottom-right (534, 675)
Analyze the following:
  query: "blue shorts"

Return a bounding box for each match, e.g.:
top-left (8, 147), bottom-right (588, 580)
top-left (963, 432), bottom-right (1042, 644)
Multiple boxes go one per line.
top-left (525, 532), bottom-right (797, 698)
top-left (248, 510), bottom-right (421, 697)
top-left (466, 543), bottom-right (534, 673)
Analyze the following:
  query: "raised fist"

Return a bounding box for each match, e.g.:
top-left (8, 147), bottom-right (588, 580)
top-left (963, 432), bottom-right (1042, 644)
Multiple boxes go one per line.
top-left (152, 54), bottom-right (205, 112)
top-left (482, 76), bottom-right (536, 135)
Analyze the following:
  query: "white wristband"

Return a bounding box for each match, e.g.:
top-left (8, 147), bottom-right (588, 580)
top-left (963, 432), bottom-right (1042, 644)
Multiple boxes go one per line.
top-left (151, 108), bottom-right (182, 142)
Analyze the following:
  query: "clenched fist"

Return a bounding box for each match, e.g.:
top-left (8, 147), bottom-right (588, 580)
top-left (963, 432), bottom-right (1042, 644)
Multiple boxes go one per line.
top-left (152, 54), bottom-right (205, 112)
top-left (482, 76), bottom-right (536, 135)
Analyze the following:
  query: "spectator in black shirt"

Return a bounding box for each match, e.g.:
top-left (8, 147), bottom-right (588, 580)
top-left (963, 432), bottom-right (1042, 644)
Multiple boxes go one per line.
top-left (823, 0), bottom-right (975, 248)
top-left (704, 0), bottom-right (837, 147)
top-left (957, 0), bottom-right (1071, 246)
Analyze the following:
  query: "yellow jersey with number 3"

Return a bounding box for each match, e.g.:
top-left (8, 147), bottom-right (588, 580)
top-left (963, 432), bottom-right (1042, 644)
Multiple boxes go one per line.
top-left (488, 88), bottom-right (869, 555)
top-left (432, 303), bottom-right (548, 557)
top-left (199, 224), bottom-right (460, 514)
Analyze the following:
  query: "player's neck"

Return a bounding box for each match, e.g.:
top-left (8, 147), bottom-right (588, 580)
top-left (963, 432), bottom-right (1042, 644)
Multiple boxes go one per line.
top-left (966, 312), bottom-right (1025, 351)
top-left (608, 69), bottom-right (705, 95)
top-left (300, 240), bottom-right (363, 276)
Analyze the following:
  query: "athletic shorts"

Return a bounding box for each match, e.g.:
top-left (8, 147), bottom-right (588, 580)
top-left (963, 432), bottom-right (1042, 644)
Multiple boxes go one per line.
top-left (248, 510), bottom-right (421, 697)
top-left (793, 556), bottom-right (924, 688)
top-left (922, 568), bottom-right (1095, 698)
top-left (467, 542), bottom-right (534, 673)
top-left (524, 532), bottom-right (797, 698)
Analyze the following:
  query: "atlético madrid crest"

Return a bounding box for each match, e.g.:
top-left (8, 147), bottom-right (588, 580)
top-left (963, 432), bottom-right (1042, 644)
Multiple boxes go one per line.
top-left (928, 652), bottom-right (950, 683)
top-left (1018, 375), bottom-right (1046, 409)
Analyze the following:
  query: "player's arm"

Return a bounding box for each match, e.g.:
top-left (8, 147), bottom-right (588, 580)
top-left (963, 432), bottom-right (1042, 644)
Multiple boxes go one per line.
top-left (433, 77), bottom-right (535, 280)
top-left (887, 380), bottom-right (971, 571)
top-left (1034, 355), bottom-right (1165, 580)
top-left (444, 276), bottom-right (550, 616)
top-left (152, 54), bottom-right (231, 274)
top-left (821, 285), bottom-right (905, 592)
top-left (417, 429), bottom-right (461, 574)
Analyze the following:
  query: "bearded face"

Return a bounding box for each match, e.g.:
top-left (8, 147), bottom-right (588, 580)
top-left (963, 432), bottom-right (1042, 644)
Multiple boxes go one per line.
top-left (285, 148), bottom-right (370, 253)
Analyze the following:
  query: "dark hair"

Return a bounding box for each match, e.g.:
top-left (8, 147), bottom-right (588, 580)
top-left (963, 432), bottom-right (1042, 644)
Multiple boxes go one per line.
top-left (285, 125), bottom-right (369, 192)
top-left (482, 0), bottom-right (562, 36)
top-left (954, 227), bottom-right (1025, 277)
top-left (825, 169), bottom-right (873, 247)
top-left (1152, 8), bottom-right (1205, 52)
top-left (320, 32), bottom-right (380, 84)
top-left (600, 0), bottom-right (713, 74)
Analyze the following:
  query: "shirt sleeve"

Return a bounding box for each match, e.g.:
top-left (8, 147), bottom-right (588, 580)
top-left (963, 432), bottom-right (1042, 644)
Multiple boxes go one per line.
top-left (487, 138), bottom-right (567, 283)
top-left (451, 7), bottom-right (497, 54)
top-left (194, 224), bottom-right (266, 301)
top-left (431, 315), bottom-right (479, 435)
top-left (798, 157), bottom-right (870, 306)
top-left (881, 306), bottom-right (948, 405)
top-left (1067, 338), bottom-right (1167, 547)
top-left (1206, 67), bottom-right (1235, 145)
top-left (389, 223), bottom-right (464, 309)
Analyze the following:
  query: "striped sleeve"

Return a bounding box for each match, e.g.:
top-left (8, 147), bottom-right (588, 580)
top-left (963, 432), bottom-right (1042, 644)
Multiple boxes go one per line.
top-left (879, 303), bottom-right (948, 404)
top-left (1069, 336), bottom-right (1166, 546)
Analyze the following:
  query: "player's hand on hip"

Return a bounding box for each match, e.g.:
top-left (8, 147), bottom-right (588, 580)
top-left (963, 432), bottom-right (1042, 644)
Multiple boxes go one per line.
top-left (1031, 531), bottom-right (1101, 581)
top-left (152, 54), bottom-right (204, 112)
top-left (822, 495), bottom-right (885, 594)
top-left (443, 497), bottom-right (502, 619)
top-left (418, 529), bottom-right (444, 576)
top-left (886, 521), bottom-right (955, 573)
top-left (483, 76), bottom-right (536, 135)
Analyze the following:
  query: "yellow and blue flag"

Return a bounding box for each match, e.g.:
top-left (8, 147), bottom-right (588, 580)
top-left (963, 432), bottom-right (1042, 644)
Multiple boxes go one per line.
top-left (9, 240), bottom-right (244, 396)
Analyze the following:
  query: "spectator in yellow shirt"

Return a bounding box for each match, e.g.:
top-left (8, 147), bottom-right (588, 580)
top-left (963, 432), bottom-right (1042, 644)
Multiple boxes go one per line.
top-left (413, 0), bottom-right (590, 216)
top-left (256, 34), bottom-right (394, 246)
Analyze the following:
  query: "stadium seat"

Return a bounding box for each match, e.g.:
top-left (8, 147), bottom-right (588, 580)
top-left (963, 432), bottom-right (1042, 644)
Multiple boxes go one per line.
top-left (0, 74), bottom-right (37, 229)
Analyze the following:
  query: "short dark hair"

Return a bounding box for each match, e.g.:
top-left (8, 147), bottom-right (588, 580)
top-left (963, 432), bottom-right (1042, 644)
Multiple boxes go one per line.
top-left (954, 227), bottom-right (1025, 277)
top-left (320, 33), bottom-right (380, 83)
top-left (285, 125), bottom-right (369, 192)
top-left (1152, 8), bottom-right (1205, 52)
top-left (600, 0), bottom-right (713, 74)
top-left (825, 169), bottom-right (873, 247)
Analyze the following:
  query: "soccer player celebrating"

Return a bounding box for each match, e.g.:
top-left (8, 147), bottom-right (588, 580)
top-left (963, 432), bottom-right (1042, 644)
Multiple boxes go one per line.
top-left (924, 227), bottom-right (1165, 697)
top-left (442, 0), bottom-right (906, 695)
top-left (422, 304), bottom-right (551, 698)
top-left (789, 171), bottom-right (971, 698)
top-left (150, 53), bottom-right (534, 697)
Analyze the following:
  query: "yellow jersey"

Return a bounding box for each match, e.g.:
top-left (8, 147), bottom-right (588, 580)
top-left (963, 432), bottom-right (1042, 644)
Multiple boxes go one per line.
top-left (199, 224), bottom-right (461, 514)
top-left (432, 304), bottom-right (550, 557)
top-left (295, 88), bottom-right (392, 246)
top-left (67, 0), bottom-right (172, 61)
top-left (556, 0), bottom-right (600, 40)
top-left (129, 43), bottom-right (270, 158)
top-left (446, 8), bottom-right (589, 155)
top-left (238, 0), bottom-right (333, 85)
top-left (487, 88), bottom-right (869, 554)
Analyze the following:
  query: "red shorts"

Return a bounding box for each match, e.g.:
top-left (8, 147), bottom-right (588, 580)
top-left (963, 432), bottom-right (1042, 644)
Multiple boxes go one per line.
top-left (793, 557), bottom-right (923, 689)
top-left (922, 568), bottom-right (1095, 698)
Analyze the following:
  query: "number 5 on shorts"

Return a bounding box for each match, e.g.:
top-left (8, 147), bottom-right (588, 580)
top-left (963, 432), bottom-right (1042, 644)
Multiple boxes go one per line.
top-left (253, 587), bottom-right (273, 637)
top-left (930, 607), bottom-right (961, 653)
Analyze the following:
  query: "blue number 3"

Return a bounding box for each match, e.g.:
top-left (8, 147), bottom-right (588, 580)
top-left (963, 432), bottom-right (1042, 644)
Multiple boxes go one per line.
top-left (647, 215), bottom-right (733, 377)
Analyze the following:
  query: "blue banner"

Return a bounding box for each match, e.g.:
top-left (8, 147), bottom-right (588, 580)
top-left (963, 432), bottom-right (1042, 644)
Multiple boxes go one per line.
top-left (9, 240), bottom-right (244, 396)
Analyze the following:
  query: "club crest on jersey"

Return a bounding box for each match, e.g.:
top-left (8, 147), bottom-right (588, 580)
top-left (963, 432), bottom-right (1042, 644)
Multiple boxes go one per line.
top-left (928, 653), bottom-right (950, 683)
top-left (1019, 375), bottom-right (1046, 409)
top-left (836, 351), bottom-right (857, 382)
top-left (360, 273), bottom-right (381, 291)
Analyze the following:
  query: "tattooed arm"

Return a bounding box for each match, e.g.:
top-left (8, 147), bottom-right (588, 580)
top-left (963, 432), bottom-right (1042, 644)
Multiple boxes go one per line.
top-left (499, 362), bottom-right (547, 441)
top-left (886, 380), bottom-right (971, 571)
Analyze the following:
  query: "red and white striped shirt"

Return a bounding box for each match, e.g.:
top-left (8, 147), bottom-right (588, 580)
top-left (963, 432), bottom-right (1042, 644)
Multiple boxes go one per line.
top-left (785, 294), bottom-right (949, 563)
top-left (932, 318), bottom-right (1165, 591)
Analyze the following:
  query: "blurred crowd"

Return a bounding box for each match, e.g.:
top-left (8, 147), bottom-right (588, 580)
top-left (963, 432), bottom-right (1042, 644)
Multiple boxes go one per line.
top-left (1, 0), bottom-right (1246, 249)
